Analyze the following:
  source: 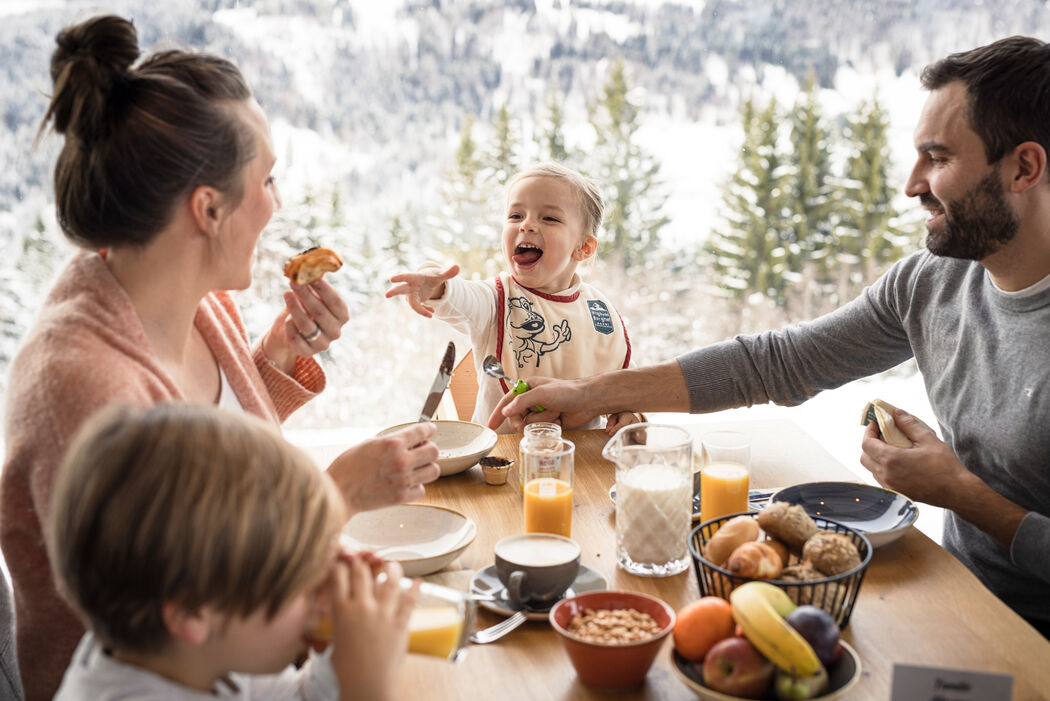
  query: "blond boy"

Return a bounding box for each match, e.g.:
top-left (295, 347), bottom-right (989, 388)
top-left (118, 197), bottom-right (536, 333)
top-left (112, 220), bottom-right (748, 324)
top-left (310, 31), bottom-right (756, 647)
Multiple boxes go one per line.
top-left (49, 403), bottom-right (415, 700)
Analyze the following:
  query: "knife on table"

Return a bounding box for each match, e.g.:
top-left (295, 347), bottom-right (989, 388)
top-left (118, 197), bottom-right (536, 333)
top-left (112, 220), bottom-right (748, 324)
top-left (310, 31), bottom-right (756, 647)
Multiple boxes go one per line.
top-left (419, 341), bottom-right (456, 422)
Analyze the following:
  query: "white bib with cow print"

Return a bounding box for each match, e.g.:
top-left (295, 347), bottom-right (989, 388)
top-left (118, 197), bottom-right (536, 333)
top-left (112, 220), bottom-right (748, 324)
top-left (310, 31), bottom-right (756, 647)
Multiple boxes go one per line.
top-left (495, 272), bottom-right (631, 391)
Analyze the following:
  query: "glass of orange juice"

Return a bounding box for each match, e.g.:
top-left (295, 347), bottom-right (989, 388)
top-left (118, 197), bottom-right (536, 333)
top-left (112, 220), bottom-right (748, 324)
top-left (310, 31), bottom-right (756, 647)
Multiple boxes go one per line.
top-left (518, 422), bottom-right (562, 492)
top-left (522, 437), bottom-right (574, 538)
top-left (407, 580), bottom-right (473, 661)
top-left (699, 430), bottom-right (751, 527)
top-left (311, 578), bottom-right (473, 662)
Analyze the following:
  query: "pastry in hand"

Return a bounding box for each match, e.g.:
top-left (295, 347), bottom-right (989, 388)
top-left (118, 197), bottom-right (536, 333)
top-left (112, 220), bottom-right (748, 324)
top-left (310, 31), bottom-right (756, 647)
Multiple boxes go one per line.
top-left (757, 501), bottom-right (818, 554)
top-left (802, 531), bottom-right (862, 575)
top-left (726, 541), bottom-right (784, 579)
top-left (283, 246), bottom-right (343, 284)
top-left (860, 398), bottom-right (912, 448)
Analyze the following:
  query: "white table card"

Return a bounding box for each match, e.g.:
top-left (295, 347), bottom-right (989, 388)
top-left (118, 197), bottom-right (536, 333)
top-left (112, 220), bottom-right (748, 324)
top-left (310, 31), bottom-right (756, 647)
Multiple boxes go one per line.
top-left (891, 663), bottom-right (1012, 700)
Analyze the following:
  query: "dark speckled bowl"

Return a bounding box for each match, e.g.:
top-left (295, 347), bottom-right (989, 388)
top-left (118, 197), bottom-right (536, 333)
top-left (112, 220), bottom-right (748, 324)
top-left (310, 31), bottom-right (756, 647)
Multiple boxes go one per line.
top-left (770, 481), bottom-right (918, 548)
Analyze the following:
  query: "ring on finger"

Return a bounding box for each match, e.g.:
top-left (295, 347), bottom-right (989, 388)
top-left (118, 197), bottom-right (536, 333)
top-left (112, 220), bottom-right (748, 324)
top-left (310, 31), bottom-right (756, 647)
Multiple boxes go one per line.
top-left (302, 325), bottom-right (323, 342)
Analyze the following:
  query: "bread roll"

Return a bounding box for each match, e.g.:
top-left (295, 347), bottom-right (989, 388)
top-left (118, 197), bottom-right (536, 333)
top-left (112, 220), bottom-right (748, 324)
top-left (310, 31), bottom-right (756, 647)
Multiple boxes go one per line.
top-left (726, 541), bottom-right (784, 579)
top-left (757, 502), bottom-right (818, 553)
top-left (703, 515), bottom-right (759, 566)
top-left (860, 398), bottom-right (912, 448)
top-left (763, 537), bottom-right (790, 568)
top-left (803, 531), bottom-right (862, 575)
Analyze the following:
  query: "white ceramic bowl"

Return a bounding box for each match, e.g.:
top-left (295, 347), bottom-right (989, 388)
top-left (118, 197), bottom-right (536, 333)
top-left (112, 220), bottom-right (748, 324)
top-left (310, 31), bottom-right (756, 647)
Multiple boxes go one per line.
top-left (770, 481), bottom-right (919, 548)
top-left (378, 420), bottom-right (498, 476)
top-left (341, 503), bottom-right (477, 576)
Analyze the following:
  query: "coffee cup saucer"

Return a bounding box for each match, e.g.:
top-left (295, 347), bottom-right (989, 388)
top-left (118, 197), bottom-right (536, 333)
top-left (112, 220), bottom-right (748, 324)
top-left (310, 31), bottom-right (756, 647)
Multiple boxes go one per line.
top-left (470, 564), bottom-right (607, 621)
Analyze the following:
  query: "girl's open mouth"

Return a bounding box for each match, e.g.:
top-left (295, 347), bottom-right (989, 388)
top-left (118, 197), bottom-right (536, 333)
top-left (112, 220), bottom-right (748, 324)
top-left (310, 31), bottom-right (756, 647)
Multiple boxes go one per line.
top-left (512, 243), bottom-right (543, 267)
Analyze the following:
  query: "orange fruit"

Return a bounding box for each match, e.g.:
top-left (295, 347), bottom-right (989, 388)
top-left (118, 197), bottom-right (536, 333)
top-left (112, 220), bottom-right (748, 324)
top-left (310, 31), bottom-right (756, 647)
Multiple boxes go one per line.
top-left (673, 596), bottom-right (735, 661)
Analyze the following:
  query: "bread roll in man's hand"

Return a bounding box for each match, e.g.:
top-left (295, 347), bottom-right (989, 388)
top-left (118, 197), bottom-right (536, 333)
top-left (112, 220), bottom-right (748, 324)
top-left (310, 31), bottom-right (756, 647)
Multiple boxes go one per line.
top-left (860, 398), bottom-right (912, 448)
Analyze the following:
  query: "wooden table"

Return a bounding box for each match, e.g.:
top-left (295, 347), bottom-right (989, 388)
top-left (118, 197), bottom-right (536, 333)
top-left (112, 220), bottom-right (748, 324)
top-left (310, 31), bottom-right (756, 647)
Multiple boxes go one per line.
top-left (388, 419), bottom-right (1050, 700)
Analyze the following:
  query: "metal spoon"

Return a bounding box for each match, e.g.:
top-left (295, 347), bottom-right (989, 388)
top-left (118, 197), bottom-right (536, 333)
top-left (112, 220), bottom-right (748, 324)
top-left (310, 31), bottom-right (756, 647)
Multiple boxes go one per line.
top-left (468, 610), bottom-right (528, 644)
top-left (480, 355), bottom-right (545, 411)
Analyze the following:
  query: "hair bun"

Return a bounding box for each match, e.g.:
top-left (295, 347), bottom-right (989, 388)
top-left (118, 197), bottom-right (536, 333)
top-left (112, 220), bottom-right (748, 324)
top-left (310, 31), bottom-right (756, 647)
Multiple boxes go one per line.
top-left (46, 15), bottom-right (140, 141)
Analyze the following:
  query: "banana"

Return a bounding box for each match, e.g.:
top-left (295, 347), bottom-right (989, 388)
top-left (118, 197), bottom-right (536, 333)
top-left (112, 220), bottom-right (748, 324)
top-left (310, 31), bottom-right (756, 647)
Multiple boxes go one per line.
top-left (730, 581), bottom-right (822, 677)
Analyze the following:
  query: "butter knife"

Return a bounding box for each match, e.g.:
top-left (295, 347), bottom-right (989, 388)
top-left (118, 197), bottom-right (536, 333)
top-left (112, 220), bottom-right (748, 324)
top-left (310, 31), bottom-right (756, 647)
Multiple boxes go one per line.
top-left (419, 341), bottom-right (455, 422)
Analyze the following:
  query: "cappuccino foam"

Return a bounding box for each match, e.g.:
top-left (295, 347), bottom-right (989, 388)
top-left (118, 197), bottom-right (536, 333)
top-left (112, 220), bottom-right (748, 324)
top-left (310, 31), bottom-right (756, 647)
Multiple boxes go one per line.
top-left (496, 535), bottom-right (579, 567)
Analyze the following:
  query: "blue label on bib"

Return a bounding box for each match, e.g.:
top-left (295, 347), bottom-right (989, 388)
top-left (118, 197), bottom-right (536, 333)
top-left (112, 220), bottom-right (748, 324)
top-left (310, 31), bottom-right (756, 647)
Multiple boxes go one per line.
top-left (588, 300), bottom-right (614, 335)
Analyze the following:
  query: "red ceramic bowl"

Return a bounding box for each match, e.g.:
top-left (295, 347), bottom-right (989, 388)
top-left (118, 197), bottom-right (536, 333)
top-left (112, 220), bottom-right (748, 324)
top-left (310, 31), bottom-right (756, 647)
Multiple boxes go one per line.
top-left (550, 590), bottom-right (676, 690)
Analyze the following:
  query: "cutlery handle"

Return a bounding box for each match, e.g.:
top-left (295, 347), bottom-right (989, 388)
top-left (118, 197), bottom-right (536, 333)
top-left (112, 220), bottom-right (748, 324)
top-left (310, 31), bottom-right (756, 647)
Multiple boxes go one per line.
top-left (512, 379), bottom-right (545, 412)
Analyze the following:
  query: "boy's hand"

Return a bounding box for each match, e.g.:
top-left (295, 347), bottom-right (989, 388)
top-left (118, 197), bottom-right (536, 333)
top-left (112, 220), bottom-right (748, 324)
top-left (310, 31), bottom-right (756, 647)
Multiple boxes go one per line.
top-left (329, 557), bottom-right (418, 701)
top-left (385, 264), bottom-right (460, 318)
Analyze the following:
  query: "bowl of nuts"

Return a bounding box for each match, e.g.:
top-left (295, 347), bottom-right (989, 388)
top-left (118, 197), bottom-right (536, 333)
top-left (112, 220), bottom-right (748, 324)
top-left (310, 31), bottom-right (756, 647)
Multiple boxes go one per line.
top-left (549, 590), bottom-right (676, 690)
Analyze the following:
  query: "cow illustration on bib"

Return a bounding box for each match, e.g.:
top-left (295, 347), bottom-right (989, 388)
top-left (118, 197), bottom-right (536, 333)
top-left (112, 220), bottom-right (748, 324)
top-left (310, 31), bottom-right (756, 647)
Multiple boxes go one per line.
top-left (507, 296), bottom-right (571, 369)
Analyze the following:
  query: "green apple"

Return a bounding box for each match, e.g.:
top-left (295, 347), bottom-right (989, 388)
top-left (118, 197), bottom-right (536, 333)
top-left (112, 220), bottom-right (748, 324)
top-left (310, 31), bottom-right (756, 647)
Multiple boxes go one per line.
top-left (774, 664), bottom-right (829, 700)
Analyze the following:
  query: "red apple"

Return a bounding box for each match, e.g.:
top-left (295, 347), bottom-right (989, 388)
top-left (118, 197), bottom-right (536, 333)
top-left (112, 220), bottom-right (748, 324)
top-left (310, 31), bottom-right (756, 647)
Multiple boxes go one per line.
top-left (702, 636), bottom-right (775, 699)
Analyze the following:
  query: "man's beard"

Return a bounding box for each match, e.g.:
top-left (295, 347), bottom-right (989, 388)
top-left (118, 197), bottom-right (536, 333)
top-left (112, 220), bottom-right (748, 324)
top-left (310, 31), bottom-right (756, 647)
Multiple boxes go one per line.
top-left (923, 170), bottom-right (1019, 260)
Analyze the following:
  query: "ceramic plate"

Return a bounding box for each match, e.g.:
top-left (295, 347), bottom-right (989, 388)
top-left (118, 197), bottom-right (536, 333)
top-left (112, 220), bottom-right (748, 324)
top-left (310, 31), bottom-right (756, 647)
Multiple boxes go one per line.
top-left (470, 564), bottom-right (608, 621)
top-left (341, 503), bottom-right (476, 576)
top-left (377, 420), bottom-right (497, 476)
top-left (671, 640), bottom-right (860, 700)
top-left (770, 481), bottom-right (918, 548)
top-left (609, 485), bottom-right (777, 521)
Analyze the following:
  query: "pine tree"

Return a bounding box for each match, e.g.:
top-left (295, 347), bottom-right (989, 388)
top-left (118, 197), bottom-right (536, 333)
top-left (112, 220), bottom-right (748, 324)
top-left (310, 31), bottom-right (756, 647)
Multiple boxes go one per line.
top-left (429, 114), bottom-right (501, 274)
top-left (541, 92), bottom-right (570, 163)
top-left (587, 59), bottom-right (670, 268)
top-left (834, 96), bottom-right (913, 301)
top-left (484, 103), bottom-right (517, 186)
top-left (786, 74), bottom-right (836, 315)
top-left (706, 96), bottom-right (792, 306)
top-left (384, 214), bottom-right (412, 269)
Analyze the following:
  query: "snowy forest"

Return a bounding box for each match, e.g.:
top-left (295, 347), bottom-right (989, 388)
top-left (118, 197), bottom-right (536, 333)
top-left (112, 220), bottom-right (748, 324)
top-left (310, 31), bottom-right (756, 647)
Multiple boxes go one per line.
top-left (3, 0), bottom-right (1050, 430)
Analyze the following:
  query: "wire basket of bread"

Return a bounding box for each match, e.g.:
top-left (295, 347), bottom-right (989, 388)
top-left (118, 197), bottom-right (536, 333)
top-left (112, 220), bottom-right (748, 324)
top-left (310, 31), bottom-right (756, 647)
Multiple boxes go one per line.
top-left (688, 502), bottom-right (873, 628)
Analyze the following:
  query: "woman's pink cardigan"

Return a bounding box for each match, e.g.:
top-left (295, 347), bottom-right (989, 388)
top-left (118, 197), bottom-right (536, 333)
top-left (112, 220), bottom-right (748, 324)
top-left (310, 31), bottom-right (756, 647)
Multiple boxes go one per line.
top-left (0, 251), bottom-right (325, 701)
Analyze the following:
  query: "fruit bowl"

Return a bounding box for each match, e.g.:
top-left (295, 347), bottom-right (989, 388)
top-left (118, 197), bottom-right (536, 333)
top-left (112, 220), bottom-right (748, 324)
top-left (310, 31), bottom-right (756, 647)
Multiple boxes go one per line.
top-left (689, 513), bottom-right (872, 628)
top-left (550, 590), bottom-right (675, 690)
top-left (670, 640), bottom-right (861, 700)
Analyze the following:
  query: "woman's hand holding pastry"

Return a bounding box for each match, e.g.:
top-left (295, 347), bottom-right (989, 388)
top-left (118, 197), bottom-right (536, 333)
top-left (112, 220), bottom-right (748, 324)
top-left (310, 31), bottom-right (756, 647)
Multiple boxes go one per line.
top-left (262, 277), bottom-right (350, 373)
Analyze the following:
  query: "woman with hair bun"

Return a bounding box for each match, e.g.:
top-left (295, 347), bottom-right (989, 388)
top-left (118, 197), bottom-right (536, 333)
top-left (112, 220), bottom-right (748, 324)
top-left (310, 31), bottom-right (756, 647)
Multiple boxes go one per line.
top-left (0, 15), bottom-right (441, 699)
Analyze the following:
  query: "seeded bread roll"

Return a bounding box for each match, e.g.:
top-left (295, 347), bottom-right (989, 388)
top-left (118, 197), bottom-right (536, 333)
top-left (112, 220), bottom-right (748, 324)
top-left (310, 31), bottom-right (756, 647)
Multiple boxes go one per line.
top-left (757, 501), bottom-right (818, 553)
top-left (780, 562), bottom-right (846, 609)
top-left (803, 531), bottom-right (862, 575)
top-left (779, 561), bottom-right (825, 583)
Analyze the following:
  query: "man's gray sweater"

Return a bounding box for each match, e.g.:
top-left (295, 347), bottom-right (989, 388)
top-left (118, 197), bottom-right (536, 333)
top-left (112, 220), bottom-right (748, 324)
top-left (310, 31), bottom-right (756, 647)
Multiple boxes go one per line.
top-left (678, 249), bottom-right (1050, 624)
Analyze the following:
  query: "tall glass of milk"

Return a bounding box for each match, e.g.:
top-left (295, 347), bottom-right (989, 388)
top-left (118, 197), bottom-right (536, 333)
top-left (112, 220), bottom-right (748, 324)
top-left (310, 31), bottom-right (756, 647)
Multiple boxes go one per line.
top-left (603, 423), bottom-right (693, 577)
